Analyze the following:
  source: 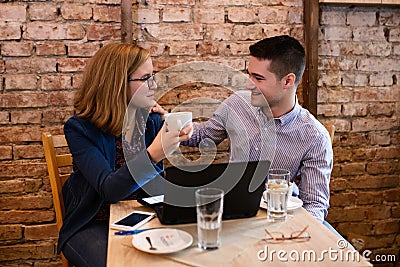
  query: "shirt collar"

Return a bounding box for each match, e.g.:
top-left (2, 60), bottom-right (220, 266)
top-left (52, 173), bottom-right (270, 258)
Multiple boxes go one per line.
top-left (275, 98), bottom-right (300, 126)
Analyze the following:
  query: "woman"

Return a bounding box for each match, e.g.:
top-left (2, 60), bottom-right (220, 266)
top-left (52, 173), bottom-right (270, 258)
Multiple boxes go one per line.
top-left (58, 43), bottom-right (192, 266)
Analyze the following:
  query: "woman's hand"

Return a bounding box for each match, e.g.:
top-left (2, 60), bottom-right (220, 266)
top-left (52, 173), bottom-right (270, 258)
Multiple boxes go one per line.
top-left (147, 123), bottom-right (194, 163)
top-left (179, 123), bottom-right (193, 141)
top-left (149, 103), bottom-right (168, 119)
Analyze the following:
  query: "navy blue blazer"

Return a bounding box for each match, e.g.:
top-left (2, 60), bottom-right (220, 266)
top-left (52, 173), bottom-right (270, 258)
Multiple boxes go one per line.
top-left (57, 112), bottom-right (164, 253)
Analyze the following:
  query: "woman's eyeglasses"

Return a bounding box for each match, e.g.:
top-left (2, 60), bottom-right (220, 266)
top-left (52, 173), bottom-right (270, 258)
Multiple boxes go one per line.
top-left (128, 74), bottom-right (156, 88)
top-left (262, 225), bottom-right (311, 243)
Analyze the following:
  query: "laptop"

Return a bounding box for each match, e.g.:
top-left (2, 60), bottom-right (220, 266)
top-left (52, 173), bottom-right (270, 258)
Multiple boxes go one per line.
top-left (140, 160), bottom-right (270, 225)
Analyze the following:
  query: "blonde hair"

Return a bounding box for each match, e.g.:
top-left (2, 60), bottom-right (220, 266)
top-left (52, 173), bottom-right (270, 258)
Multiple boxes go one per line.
top-left (74, 43), bottom-right (150, 136)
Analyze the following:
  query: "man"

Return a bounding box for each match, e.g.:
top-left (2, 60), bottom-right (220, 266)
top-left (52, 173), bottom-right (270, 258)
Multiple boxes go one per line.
top-left (183, 35), bottom-right (333, 222)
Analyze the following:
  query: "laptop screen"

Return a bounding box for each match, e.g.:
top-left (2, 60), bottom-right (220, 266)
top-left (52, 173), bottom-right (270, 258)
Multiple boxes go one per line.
top-left (151, 160), bottom-right (270, 224)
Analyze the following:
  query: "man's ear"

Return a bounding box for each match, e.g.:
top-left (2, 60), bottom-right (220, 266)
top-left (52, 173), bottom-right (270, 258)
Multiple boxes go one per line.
top-left (281, 73), bottom-right (296, 89)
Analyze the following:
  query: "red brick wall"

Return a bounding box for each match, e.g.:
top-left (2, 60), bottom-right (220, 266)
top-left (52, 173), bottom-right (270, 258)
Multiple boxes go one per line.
top-left (0, 0), bottom-right (398, 265)
top-left (318, 5), bottom-right (400, 263)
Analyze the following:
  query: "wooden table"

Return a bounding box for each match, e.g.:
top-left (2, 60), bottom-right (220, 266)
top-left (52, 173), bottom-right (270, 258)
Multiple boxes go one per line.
top-left (107, 200), bottom-right (372, 266)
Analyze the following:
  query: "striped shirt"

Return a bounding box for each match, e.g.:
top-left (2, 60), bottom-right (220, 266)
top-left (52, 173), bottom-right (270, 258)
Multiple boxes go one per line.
top-left (183, 91), bottom-right (333, 222)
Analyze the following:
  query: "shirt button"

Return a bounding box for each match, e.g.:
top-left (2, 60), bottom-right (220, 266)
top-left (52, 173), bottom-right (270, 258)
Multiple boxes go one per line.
top-left (255, 147), bottom-right (259, 151)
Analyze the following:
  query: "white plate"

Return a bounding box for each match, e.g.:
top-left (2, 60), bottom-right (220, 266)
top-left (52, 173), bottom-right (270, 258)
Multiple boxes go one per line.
top-left (132, 228), bottom-right (193, 254)
top-left (260, 196), bottom-right (303, 211)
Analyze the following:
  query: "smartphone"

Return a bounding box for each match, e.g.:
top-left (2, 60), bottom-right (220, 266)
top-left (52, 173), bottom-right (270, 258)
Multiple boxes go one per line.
top-left (110, 211), bottom-right (155, 230)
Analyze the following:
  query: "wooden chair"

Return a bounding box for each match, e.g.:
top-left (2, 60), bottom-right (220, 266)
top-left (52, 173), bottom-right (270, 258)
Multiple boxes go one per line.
top-left (42, 132), bottom-right (73, 267)
top-left (325, 124), bottom-right (335, 145)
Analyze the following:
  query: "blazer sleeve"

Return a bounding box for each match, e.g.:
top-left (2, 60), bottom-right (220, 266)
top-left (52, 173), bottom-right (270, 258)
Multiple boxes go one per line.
top-left (64, 117), bottom-right (163, 203)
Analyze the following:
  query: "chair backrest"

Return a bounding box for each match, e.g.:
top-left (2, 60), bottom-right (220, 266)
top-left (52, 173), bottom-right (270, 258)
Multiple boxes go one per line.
top-left (42, 132), bottom-right (73, 267)
top-left (325, 124), bottom-right (335, 145)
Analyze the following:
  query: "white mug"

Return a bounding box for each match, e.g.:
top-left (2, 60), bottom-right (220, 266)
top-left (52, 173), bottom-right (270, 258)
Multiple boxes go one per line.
top-left (164, 112), bottom-right (192, 131)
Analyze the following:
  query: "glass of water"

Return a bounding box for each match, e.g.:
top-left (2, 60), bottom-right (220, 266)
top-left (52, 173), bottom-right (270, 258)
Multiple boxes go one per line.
top-left (265, 169), bottom-right (290, 222)
top-left (195, 188), bottom-right (224, 250)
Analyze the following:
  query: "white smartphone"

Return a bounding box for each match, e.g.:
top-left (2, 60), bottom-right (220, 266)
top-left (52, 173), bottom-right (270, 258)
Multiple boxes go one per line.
top-left (110, 211), bottom-right (155, 230)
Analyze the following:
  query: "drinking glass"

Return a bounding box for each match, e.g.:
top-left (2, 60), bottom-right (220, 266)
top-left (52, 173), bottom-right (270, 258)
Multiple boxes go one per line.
top-left (265, 169), bottom-right (290, 222)
top-left (195, 188), bottom-right (224, 250)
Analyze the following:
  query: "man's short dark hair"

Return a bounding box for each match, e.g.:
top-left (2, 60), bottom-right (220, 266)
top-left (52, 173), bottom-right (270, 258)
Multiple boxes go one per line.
top-left (249, 35), bottom-right (306, 85)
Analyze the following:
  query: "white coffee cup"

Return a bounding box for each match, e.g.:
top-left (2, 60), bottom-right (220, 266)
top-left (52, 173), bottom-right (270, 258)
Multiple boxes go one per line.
top-left (164, 112), bottom-right (192, 131)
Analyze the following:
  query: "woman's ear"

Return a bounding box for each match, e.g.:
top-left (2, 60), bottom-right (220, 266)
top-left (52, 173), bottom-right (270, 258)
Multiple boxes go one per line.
top-left (281, 73), bottom-right (296, 88)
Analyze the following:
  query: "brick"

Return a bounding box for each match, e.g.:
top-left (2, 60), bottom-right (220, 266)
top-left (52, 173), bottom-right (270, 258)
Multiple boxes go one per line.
top-left (193, 8), bottom-right (224, 24)
top-left (340, 162), bottom-right (365, 176)
top-left (379, 11), bottom-right (400, 26)
top-left (0, 224), bottom-right (23, 240)
top-left (57, 58), bottom-right (88, 72)
top-left (318, 72), bottom-right (340, 87)
top-left (325, 89), bottom-right (352, 103)
top-left (330, 178), bottom-right (349, 191)
top-left (353, 118), bottom-right (397, 132)
top-left (24, 224), bottom-right (58, 240)
top-left (351, 147), bottom-right (377, 161)
top-left (366, 43), bottom-right (392, 57)
top-left (222, 42), bottom-right (252, 56)
top-left (336, 222), bottom-right (373, 236)
top-left (327, 207), bottom-right (368, 223)
top-left (375, 146), bottom-right (400, 160)
top-left (49, 92), bottom-right (75, 107)
top-left (388, 28), bottom-right (400, 42)
top-left (5, 58), bottom-right (57, 73)
top-left (392, 206), bottom-right (400, 218)
top-left (137, 42), bottom-right (166, 56)
top-left (0, 111), bottom-right (9, 124)
top-left (168, 41), bottom-right (197, 56)
top-left (4, 74), bottom-right (38, 90)
top-left (0, 146), bottom-right (12, 160)
top-left (258, 6), bottom-right (288, 23)
top-left (68, 42), bottom-right (100, 57)
top-left (0, 180), bottom-right (25, 194)
top-left (61, 4), bottom-right (92, 20)
top-left (0, 243), bottom-right (55, 261)
top-left (0, 94), bottom-right (47, 108)
top-left (374, 220), bottom-right (400, 235)
top-left (163, 7), bottom-right (191, 22)
top-left (0, 22), bottom-right (22, 40)
top-left (206, 24), bottom-right (234, 41)
top-left (0, 4), bottom-right (26, 22)
top-left (319, 41), bottom-right (341, 57)
top-left (347, 11), bottom-right (376, 27)
top-left (368, 103), bottom-right (396, 116)
top-left (330, 192), bottom-right (357, 207)
top-left (14, 145), bottom-right (44, 159)
top-left (0, 210), bottom-right (54, 224)
top-left (197, 42), bottom-right (220, 56)
top-left (342, 73), bottom-right (368, 87)
top-left (87, 24), bottom-right (121, 40)
top-left (11, 111), bottom-right (41, 124)
top-left (40, 75), bottom-right (72, 91)
top-left (319, 58), bottom-right (357, 71)
top-left (320, 10), bottom-right (346, 25)
top-left (342, 103), bottom-right (368, 117)
top-left (93, 5), bottom-right (120, 22)
top-left (146, 24), bottom-right (203, 41)
top-left (337, 132), bottom-right (369, 147)
top-left (353, 26), bottom-right (387, 42)
top-left (42, 109), bottom-right (74, 124)
top-left (0, 196), bottom-right (53, 210)
top-left (366, 161), bottom-right (393, 174)
top-left (227, 7), bottom-right (257, 23)
top-left (383, 188), bottom-right (400, 202)
top-left (370, 131), bottom-right (391, 146)
top-left (1, 42), bottom-right (33, 56)
top-left (356, 191), bottom-right (383, 205)
top-left (28, 3), bottom-right (58, 21)
top-left (135, 9), bottom-right (160, 24)
top-left (366, 206), bottom-right (392, 220)
top-left (36, 42), bottom-right (66, 56)
top-left (348, 175), bottom-right (398, 189)
top-left (25, 22), bottom-right (85, 40)
top-left (358, 58), bottom-right (400, 72)
top-left (322, 26), bottom-right (352, 41)
top-left (1, 162), bottom-right (47, 177)
top-left (232, 25), bottom-right (263, 41)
